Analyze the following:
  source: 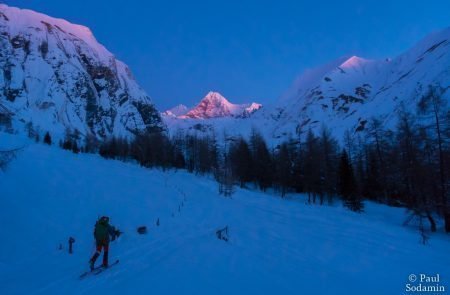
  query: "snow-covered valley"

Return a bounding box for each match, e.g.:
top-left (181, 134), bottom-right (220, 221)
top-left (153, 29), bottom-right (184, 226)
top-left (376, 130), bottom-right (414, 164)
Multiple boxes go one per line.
top-left (0, 2), bottom-right (450, 295)
top-left (1, 132), bottom-right (449, 295)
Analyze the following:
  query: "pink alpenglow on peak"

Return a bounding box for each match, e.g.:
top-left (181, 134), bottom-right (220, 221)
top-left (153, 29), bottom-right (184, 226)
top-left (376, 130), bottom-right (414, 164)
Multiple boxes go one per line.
top-left (0, 4), bottom-right (109, 60)
top-left (339, 56), bottom-right (371, 69)
top-left (245, 102), bottom-right (263, 114)
top-left (165, 92), bottom-right (262, 119)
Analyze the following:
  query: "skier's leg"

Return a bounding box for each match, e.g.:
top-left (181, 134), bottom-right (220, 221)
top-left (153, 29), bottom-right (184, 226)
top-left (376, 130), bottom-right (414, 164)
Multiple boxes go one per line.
top-left (102, 243), bottom-right (109, 267)
top-left (90, 244), bottom-right (102, 263)
top-left (89, 243), bottom-right (102, 269)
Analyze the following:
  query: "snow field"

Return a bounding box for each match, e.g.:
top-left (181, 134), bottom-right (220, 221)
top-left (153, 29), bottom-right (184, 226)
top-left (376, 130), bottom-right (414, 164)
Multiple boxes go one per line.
top-left (0, 132), bottom-right (449, 295)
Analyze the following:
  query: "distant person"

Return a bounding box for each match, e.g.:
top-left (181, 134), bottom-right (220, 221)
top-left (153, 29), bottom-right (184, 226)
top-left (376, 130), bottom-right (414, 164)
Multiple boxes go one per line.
top-left (89, 216), bottom-right (120, 270)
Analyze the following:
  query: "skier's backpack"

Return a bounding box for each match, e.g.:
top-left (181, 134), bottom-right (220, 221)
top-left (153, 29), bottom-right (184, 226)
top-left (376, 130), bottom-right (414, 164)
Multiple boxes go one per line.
top-left (94, 217), bottom-right (109, 241)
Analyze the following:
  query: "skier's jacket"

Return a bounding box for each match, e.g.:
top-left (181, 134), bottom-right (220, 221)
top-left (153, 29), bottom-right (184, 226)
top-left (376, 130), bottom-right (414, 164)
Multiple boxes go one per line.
top-left (94, 218), bottom-right (117, 244)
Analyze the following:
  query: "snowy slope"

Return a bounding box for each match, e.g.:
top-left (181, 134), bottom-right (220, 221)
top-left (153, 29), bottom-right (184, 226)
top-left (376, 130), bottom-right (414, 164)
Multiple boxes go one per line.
top-left (0, 4), bottom-right (163, 139)
top-left (1, 131), bottom-right (449, 295)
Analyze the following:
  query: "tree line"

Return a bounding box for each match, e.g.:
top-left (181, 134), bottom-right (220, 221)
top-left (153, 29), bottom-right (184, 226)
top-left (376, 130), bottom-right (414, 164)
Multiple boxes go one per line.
top-left (32, 85), bottom-right (450, 233)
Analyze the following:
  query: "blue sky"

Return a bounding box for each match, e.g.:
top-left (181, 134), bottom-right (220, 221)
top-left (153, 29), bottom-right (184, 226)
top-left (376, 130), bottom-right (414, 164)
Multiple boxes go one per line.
top-left (4, 0), bottom-right (450, 110)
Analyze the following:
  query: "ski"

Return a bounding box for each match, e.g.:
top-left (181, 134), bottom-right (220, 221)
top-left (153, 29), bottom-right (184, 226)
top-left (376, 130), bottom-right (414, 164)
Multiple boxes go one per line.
top-left (79, 265), bottom-right (103, 279)
top-left (79, 271), bottom-right (90, 279)
top-left (93, 259), bottom-right (120, 275)
top-left (79, 259), bottom-right (119, 279)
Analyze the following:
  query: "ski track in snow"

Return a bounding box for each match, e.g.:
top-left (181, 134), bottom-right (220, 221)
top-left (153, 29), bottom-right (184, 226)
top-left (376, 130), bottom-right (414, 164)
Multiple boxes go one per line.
top-left (0, 132), bottom-right (450, 295)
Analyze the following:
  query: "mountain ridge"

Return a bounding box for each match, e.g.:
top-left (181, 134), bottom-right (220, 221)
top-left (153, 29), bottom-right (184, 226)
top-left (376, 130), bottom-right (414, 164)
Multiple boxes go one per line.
top-left (1, 3), bottom-right (449, 145)
top-left (161, 27), bottom-right (450, 145)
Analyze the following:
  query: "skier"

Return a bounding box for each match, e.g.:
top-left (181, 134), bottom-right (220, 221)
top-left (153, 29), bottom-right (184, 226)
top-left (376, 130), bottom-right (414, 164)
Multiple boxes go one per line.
top-left (89, 216), bottom-right (120, 270)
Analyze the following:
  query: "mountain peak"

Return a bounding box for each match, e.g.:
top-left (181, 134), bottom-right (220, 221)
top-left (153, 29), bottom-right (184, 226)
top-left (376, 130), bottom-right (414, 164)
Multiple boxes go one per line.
top-left (163, 92), bottom-right (262, 120)
top-left (162, 104), bottom-right (189, 117)
top-left (339, 56), bottom-right (368, 68)
top-left (0, 4), bottom-right (113, 62)
top-left (183, 92), bottom-right (235, 119)
top-left (202, 91), bottom-right (231, 104)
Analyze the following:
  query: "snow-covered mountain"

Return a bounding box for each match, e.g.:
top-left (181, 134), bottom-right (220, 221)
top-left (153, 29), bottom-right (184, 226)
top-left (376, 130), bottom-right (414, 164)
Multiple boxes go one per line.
top-left (161, 92), bottom-right (262, 138)
top-left (0, 4), bottom-right (163, 139)
top-left (161, 28), bottom-right (450, 145)
top-left (269, 28), bottom-right (450, 141)
top-left (1, 2), bottom-right (448, 146)
top-left (166, 91), bottom-right (262, 119)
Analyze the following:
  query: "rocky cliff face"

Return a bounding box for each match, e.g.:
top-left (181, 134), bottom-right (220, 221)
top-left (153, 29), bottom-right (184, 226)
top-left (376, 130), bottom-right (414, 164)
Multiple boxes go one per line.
top-left (0, 4), bottom-right (163, 139)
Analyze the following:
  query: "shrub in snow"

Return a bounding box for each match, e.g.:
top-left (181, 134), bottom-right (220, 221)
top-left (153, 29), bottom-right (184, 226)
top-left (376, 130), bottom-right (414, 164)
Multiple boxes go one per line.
top-left (0, 148), bottom-right (19, 171)
top-left (137, 226), bottom-right (147, 234)
top-left (216, 226), bottom-right (229, 242)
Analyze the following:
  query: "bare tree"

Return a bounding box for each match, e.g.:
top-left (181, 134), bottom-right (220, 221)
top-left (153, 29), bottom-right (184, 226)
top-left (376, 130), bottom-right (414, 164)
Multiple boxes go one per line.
top-left (417, 85), bottom-right (450, 232)
top-left (397, 111), bottom-right (437, 232)
top-left (319, 126), bottom-right (339, 204)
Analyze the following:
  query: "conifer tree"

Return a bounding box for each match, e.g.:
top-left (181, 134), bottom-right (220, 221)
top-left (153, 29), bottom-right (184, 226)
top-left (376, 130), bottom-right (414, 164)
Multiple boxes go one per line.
top-left (43, 132), bottom-right (52, 145)
top-left (338, 149), bottom-right (363, 212)
top-left (250, 129), bottom-right (273, 191)
top-left (229, 137), bottom-right (253, 187)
